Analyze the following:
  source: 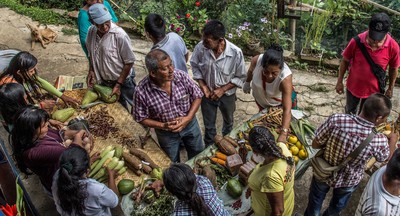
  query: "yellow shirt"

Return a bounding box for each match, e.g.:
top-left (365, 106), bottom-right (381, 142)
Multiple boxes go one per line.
top-left (248, 142), bottom-right (295, 216)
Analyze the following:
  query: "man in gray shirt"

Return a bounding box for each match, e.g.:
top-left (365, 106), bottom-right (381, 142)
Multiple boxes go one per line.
top-left (145, 14), bottom-right (189, 72)
top-left (190, 20), bottom-right (246, 146)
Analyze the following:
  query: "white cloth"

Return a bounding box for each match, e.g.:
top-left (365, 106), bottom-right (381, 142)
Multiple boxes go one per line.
top-left (52, 170), bottom-right (118, 216)
top-left (86, 22), bottom-right (135, 82)
top-left (190, 39), bottom-right (246, 96)
top-left (251, 55), bottom-right (292, 108)
top-left (355, 166), bottom-right (400, 216)
top-left (152, 32), bottom-right (188, 72)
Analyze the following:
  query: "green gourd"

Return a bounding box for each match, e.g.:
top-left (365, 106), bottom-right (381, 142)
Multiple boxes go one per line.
top-left (52, 108), bottom-right (75, 122)
top-left (81, 90), bottom-right (98, 105)
top-left (118, 179), bottom-right (135, 195)
top-left (93, 84), bottom-right (117, 103)
top-left (226, 178), bottom-right (243, 199)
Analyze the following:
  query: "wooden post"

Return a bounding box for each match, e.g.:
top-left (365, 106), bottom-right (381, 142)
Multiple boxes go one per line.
top-left (289, 0), bottom-right (297, 52)
top-left (361, 0), bottom-right (400, 16)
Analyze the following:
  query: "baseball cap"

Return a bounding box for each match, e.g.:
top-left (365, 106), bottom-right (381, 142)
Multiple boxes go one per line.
top-left (88, 3), bottom-right (112, 24)
top-left (369, 12), bottom-right (390, 41)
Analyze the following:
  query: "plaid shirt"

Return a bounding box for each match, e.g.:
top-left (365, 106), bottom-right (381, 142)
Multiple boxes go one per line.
top-left (315, 114), bottom-right (389, 188)
top-left (173, 175), bottom-right (230, 216)
top-left (133, 69), bottom-right (203, 123)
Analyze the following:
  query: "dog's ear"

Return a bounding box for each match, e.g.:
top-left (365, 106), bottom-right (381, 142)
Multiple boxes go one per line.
top-left (26, 24), bottom-right (32, 30)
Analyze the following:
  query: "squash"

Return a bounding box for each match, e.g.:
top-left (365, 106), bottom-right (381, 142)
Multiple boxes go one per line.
top-left (93, 84), bottom-right (117, 103)
top-left (226, 178), bottom-right (243, 199)
top-left (118, 179), bottom-right (135, 195)
top-left (81, 90), bottom-right (98, 105)
top-left (52, 108), bottom-right (75, 122)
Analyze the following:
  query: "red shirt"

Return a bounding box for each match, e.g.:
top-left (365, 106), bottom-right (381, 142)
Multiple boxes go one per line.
top-left (343, 31), bottom-right (400, 98)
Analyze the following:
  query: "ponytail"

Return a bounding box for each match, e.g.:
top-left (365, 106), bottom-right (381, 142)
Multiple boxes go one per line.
top-left (163, 163), bottom-right (213, 216)
top-left (57, 146), bottom-right (89, 215)
top-left (249, 126), bottom-right (294, 166)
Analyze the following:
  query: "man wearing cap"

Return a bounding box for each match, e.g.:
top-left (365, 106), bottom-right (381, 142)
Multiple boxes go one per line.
top-left (86, 3), bottom-right (136, 110)
top-left (336, 12), bottom-right (400, 114)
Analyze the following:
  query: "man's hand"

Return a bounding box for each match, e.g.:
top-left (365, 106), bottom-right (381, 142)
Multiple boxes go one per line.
top-left (111, 84), bottom-right (121, 99)
top-left (163, 116), bottom-right (191, 133)
top-left (87, 70), bottom-right (95, 88)
top-left (60, 94), bottom-right (79, 107)
top-left (385, 88), bottom-right (393, 98)
top-left (200, 85), bottom-right (211, 98)
top-left (210, 87), bottom-right (225, 101)
top-left (243, 82), bottom-right (251, 94)
top-left (335, 82), bottom-right (344, 94)
top-left (40, 99), bottom-right (56, 111)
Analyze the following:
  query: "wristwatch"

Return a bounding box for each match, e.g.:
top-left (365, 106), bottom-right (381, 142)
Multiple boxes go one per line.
top-left (281, 128), bottom-right (289, 134)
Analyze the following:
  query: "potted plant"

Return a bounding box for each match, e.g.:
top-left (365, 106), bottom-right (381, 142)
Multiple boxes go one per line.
top-left (301, 10), bottom-right (332, 61)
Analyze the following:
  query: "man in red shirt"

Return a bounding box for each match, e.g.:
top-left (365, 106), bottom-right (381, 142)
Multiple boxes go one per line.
top-left (336, 12), bottom-right (400, 114)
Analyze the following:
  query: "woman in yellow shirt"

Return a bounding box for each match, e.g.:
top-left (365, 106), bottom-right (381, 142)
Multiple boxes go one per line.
top-left (247, 126), bottom-right (295, 216)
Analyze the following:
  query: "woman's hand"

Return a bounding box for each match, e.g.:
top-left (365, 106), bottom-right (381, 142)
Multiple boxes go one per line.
top-left (277, 132), bottom-right (288, 143)
top-left (48, 119), bottom-right (65, 130)
top-left (60, 94), bottom-right (79, 107)
top-left (72, 130), bottom-right (87, 146)
top-left (40, 99), bottom-right (56, 110)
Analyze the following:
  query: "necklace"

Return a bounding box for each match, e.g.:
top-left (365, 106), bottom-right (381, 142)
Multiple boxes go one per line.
top-left (45, 134), bottom-right (66, 147)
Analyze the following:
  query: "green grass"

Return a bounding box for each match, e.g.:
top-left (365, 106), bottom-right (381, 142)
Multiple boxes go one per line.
top-left (0, 0), bottom-right (74, 25)
top-left (61, 27), bottom-right (78, 35)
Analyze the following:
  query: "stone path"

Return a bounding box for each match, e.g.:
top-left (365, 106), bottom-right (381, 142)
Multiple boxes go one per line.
top-left (1, 7), bottom-right (400, 215)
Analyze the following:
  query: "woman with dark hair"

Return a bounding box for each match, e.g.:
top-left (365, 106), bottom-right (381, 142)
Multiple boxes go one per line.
top-left (0, 51), bottom-right (78, 107)
top-left (11, 106), bottom-right (85, 193)
top-left (163, 163), bottom-right (230, 216)
top-left (52, 146), bottom-right (118, 215)
top-left (0, 83), bottom-right (28, 132)
top-left (247, 126), bottom-right (295, 216)
top-left (78, 0), bottom-right (118, 57)
top-left (243, 44), bottom-right (295, 143)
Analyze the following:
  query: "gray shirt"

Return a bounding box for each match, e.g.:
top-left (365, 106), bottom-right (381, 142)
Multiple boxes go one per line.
top-left (52, 170), bottom-right (118, 216)
top-left (190, 39), bottom-right (246, 96)
top-left (86, 22), bottom-right (135, 83)
top-left (152, 32), bottom-right (188, 72)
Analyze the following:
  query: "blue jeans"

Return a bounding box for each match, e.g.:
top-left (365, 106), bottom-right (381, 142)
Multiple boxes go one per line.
top-left (304, 177), bottom-right (358, 216)
top-left (155, 118), bottom-right (204, 162)
top-left (201, 94), bottom-right (236, 146)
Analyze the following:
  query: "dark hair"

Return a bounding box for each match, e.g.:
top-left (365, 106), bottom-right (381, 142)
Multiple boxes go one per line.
top-left (248, 126), bottom-right (294, 166)
top-left (0, 51), bottom-right (41, 103)
top-left (261, 44), bottom-right (284, 69)
top-left (361, 93), bottom-right (391, 119)
top-left (163, 163), bottom-right (213, 216)
top-left (57, 146), bottom-right (89, 215)
top-left (11, 105), bottom-right (49, 174)
top-left (386, 148), bottom-right (400, 181)
top-left (145, 14), bottom-right (166, 40)
top-left (203, 20), bottom-right (225, 40)
top-left (0, 83), bottom-right (28, 129)
top-left (145, 49), bottom-right (170, 73)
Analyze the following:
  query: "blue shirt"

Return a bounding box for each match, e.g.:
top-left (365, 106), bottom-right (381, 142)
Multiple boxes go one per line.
top-left (152, 32), bottom-right (188, 72)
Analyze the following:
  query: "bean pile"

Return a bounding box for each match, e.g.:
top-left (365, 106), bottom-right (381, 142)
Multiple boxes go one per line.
top-left (85, 107), bottom-right (118, 139)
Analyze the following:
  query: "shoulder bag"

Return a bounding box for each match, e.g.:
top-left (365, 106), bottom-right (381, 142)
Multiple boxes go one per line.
top-left (354, 36), bottom-right (386, 93)
top-left (311, 128), bottom-right (377, 182)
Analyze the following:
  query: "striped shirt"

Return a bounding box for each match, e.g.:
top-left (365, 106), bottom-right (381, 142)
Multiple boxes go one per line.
top-left (133, 69), bottom-right (203, 123)
top-left (173, 175), bottom-right (230, 216)
top-left (315, 114), bottom-right (389, 188)
top-left (190, 39), bottom-right (246, 96)
top-left (356, 166), bottom-right (400, 216)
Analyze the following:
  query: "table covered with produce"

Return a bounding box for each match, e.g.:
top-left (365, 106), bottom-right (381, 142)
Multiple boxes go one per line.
top-left (119, 107), bottom-right (318, 216)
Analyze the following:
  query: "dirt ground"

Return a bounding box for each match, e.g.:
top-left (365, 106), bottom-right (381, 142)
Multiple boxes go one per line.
top-left (0, 7), bottom-right (392, 216)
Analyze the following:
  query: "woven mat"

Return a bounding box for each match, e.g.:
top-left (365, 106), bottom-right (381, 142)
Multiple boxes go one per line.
top-left (60, 90), bottom-right (171, 183)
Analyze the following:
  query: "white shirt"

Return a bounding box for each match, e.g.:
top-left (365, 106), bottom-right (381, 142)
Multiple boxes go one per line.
top-left (356, 166), bottom-right (400, 216)
top-left (190, 39), bottom-right (246, 96)
top-left (52, 170), bottom-right (118, 216)
top-left (86, 22), bottom-right (135, 82)
top-left (251, 55), bottom-right (292, 108)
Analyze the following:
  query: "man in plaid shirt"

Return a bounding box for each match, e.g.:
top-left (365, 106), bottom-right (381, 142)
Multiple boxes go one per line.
top-left (304, 93), bottom-right (398, 216)
top-left (133, 49), bottom-right (204, 162)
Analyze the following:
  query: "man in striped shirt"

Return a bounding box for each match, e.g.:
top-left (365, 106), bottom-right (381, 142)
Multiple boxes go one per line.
top-left (304, 93), bottom-right (397, 216)
top-left (356, 148), bottom-right (400, 216)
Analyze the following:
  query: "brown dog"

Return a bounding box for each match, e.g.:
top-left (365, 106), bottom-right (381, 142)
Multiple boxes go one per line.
top-left (26, 24), bottom-right (58, 50)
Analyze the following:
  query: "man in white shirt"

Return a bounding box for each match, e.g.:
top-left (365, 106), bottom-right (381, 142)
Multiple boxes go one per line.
top-left (356, 148), bottom-right (400, 216)
top-left (190, 20), bottom-right (246, 146)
